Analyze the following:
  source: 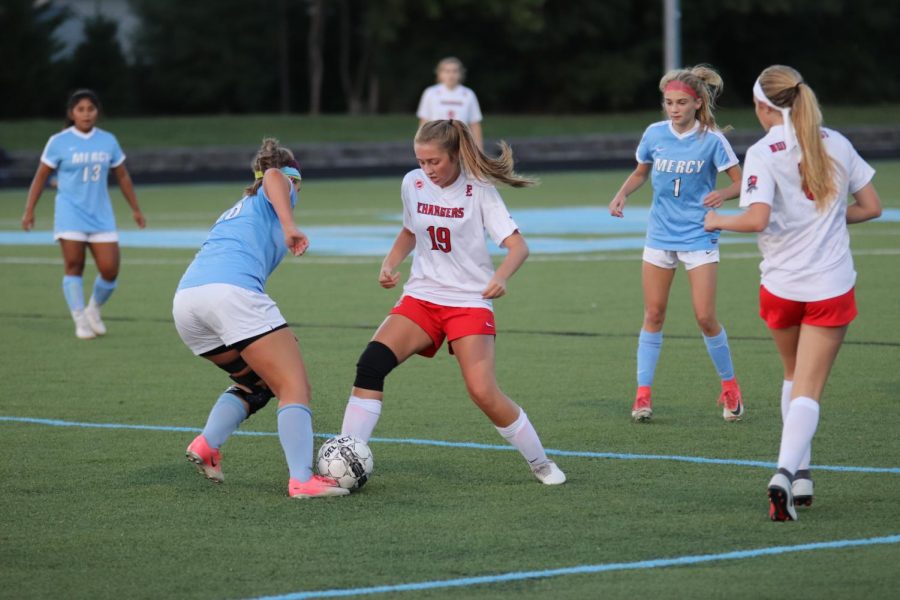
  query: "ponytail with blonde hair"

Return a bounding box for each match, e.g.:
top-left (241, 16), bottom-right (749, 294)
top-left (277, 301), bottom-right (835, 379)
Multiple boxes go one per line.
top-left (757, 65), bottom-right (836, 211)
top-left (659, 64), bottom-right (729, 133)
top-left (244, 138), bottom-right (296, 196)
top-left (415, 120), bottom-right (536, 188)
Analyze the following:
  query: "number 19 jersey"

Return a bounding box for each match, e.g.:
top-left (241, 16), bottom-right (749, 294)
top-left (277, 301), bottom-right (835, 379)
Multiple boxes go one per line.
top-left (40, 126), bottom-right (126, 234)
top-left (636, 120), bottom-right (738, 251)
top-left (400, 169), bottom-right (518, 309)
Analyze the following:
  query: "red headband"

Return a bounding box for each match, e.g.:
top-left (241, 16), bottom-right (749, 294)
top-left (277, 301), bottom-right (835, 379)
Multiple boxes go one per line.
top-left (664, 80), bottom-right (699, 99)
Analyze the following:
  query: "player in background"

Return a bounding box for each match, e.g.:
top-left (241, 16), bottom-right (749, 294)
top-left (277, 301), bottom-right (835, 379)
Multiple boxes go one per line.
top-left (417, 57), bottom-right (484, 149)
top-left (22, 89), bottom-right (145, 339)
top-left (173, 138), bottom-right (347, 499)
top-left (705, 66), bottom-right (881, 521)
top-left (608, 65), bottom-right (744, 423)
top-left (340, 119), bottom-right (565, 485)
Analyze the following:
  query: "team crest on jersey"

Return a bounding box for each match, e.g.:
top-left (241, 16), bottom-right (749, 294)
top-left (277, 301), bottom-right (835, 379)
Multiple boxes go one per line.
top-left (746, 175), bottom-right (758, 193)
top-left (465, 184), bottom-right (473, 197)
top-left (415, 179), bottom-right (424, 189)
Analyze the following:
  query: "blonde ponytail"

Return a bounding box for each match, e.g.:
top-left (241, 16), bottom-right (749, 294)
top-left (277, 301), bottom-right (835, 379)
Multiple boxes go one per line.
top-left (659, 64), bottom-right (729, 133)
top-left (244, 137), bottom-right (296, 196)
top-left (415, 120), bottom-right (537, 188)
top-left (758, 65), bottom-right (837, 211)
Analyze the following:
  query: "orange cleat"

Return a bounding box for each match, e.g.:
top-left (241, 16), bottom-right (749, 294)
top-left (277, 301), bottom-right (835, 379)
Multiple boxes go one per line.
top-left (186, 434), bottom-right (224, 483)
top-left (631, 386), bottom-right (653, 422)
top-left (718, 378), bottom-right (744, 422)
top-left (289, 475), bottom-right (350, 499)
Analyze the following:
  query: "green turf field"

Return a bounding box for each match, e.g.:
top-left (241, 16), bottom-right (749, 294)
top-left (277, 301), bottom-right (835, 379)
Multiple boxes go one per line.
top-left (3, 105), bottom-right (900, 151)
top-left (1, 165), bottom-right (898, 599)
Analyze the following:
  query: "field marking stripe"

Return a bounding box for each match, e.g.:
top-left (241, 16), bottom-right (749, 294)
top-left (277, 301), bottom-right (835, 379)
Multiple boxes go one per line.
top-left (247, 534), bottom-right (900, 600)
top-left (1, 246), bottom-right (899, 266)
top-left (2, 416), bottom-right (898, 474)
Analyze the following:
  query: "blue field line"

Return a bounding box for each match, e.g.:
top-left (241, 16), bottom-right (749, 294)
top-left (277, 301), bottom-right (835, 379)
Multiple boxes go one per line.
top-left (248, 534), bottom-right (900, 600)
top-left (2, 415), bottom-right (899, 474)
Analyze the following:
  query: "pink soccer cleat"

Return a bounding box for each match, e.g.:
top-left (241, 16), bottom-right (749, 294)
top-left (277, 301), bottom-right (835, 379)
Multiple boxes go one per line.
top-left (289, 475), bottom-right (351, 499)
top-left (718, 378), bottom-right (744, 422)
top-left (186, 435), bottom-right (224, 483)
top-left (631, 386), bottom-right (653, 422)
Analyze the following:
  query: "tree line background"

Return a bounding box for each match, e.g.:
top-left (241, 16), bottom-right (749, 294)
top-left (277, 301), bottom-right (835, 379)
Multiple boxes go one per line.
top-left (3, 0), bottom-right (899, 119)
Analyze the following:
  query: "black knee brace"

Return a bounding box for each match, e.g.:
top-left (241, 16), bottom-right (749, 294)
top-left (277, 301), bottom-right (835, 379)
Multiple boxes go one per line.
top-left (224, 385), bottom-right (274, 416)
top-left (353, 341), bottom-right (399, 392)
top-left (216, 357), bottom-right (273, 416)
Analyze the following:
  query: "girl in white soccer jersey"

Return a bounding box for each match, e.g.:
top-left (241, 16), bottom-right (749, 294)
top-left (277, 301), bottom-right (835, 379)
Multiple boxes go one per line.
top-left (417, 57), bottom-right (484, 149)
top-left (339, 119), bottom-right (565, 485)
top-left (608, 65), bottom-right (744, 423)
top-left (705, 65), bottom-right (881, 521)
top-left (173, 139), bottom-right (346, 499)
top-left (22, 89), bottom-right (145, 339)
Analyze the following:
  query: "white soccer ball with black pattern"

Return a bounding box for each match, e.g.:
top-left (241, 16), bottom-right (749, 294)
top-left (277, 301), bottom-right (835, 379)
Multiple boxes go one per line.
top-left (316, 435), bottom-right (374, 490)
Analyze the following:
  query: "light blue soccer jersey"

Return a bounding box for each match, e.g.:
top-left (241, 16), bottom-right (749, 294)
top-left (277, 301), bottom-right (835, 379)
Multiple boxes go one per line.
top-left (40, 126), bottom-right (126, 234)
top-left (177, 183), bottom-right (297, 293)
top-left (636, 121), bottom-right (738, 250)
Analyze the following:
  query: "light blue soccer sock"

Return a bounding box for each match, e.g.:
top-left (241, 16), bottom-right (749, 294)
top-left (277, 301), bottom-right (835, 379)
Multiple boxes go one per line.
top-left (277, 404), bottom-right (314, 482)
top-left (636, 329), bottom-right (663, 387)
top-left (90, 275), bottom-right (117, 306)
top-left (201, 391), bottom-right (249, 449)
top-left (703, 327), bottom-right (735, 381)
top-left (62, 275), bottom-right (85, 312)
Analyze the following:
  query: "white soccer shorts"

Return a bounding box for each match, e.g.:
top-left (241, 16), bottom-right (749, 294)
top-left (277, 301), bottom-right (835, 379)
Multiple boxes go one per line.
top-left (172, 283), bottom-right (287, 355)
top-left (642, 246), bottom-right (720, 271)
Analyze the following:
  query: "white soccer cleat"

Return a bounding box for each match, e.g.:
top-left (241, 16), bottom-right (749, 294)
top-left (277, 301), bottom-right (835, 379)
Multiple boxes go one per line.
top-left (767, 471), bottom-right (797, 522)
top-left (84, 301), bottom-right (107, 336)
top-left (792, 475), bottom-right (814, 507)
top-left (71, 310), bottom-right (96, 339)
top-left (531, 460), bottom-right (566, 485)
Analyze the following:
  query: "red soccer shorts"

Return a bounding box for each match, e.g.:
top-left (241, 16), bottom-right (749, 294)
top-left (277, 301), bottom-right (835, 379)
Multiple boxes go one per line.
top-left (759, 285), bottom-right (857, 329)
top-left (390, 295), bottom-right (496, 357)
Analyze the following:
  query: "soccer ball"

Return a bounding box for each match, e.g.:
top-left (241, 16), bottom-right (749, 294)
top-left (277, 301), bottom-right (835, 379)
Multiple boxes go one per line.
top-left (316, 435), bottom-right (374, 490)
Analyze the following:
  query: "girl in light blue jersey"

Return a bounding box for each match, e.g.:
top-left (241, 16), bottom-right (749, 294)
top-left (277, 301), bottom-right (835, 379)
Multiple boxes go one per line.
top-left (172, 138), bottom-right (346, 499)
top-left (22, 89), bottom-right (145, 339)
top-left (608, 65), bottom-right (744, 423)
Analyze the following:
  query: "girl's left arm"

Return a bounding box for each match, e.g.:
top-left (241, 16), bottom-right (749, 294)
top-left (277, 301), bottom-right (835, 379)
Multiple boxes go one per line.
top-left (705, 202), bottom-right (771, 233)
top-left (846, 183), bottom-right (882, 224)
top-left (483, 231), bottom-right (529, 299)
top-left (703, 164), bottom-right (742, 208)
top-left (112, 164), bottom-right (146, 228)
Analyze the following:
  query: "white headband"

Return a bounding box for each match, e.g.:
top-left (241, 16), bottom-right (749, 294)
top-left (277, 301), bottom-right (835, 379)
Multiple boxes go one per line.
top-left (753, 78), bottom-right (797, 151)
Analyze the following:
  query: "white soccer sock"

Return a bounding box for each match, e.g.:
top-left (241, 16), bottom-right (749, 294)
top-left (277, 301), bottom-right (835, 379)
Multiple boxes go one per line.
top-left (340, 396), bottom-right (382, 443)
top-left (495, 409), bottom-right (549, 467)
top-left (777, 396), bottom-right (819, 475)
top-left (780, 381), bottom-right (811, 470)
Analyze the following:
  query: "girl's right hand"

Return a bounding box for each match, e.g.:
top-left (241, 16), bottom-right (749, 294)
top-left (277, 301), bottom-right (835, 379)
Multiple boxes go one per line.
top-left (379, 266), bottom-right (401, 289)
top-left (21, 211), bottom-right (34, 231)
top-left (609, 195), bottom-right (626, 218)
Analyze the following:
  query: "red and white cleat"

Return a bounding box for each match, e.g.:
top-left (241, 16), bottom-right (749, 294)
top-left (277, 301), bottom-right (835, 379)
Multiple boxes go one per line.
top-left (186, 434), bottom-right (224, 483)
top-left (718, 378), bottom-right (744, 422)
top-left (631, 386), bottom-right (653, 422)
top-left (289, 475), bottom-right (351, 499)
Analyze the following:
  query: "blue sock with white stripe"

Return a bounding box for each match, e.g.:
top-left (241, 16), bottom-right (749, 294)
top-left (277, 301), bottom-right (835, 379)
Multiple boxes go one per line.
top-left (62, 275), bottom-right (85, 312)
top-left (637, 329), bottom-right (663, 387)
top-left (277, 404), bottom-right (314, 482)
top-left (90, 275), bottom-right (117, 306)
top-left (201, 392), bottom-right (249, 449)
top-left (703, 327), bottom-right (735, 381)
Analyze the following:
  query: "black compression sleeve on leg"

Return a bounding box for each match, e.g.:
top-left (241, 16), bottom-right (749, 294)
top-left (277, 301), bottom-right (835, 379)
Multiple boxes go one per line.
top-left (353, 341), bottom-right (399, 392)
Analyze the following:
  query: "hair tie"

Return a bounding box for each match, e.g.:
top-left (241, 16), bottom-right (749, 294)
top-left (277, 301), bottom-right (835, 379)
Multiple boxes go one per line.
top-left (753, 78), bottom-right (797, 151)
top-left (254, 170), bottom-right (264, 180)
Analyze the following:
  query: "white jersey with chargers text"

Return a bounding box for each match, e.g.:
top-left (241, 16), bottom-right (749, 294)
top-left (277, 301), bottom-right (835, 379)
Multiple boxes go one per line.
top-left (740, 125), bottom-right (875, 301)
top-left (401, 169), bottom-right (517, 309)
top-left (416, 84), bottom-right (483, 124)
